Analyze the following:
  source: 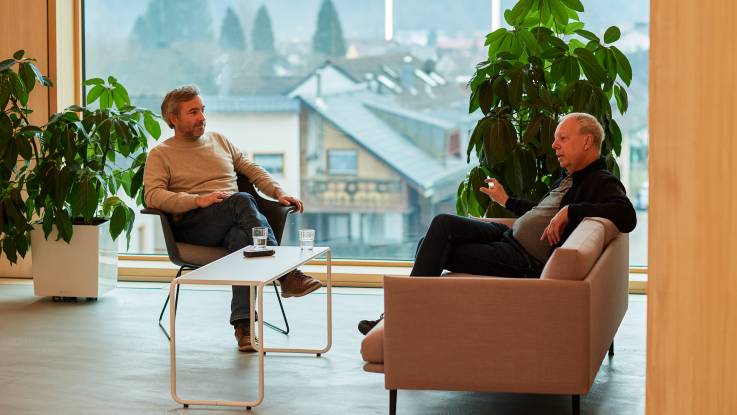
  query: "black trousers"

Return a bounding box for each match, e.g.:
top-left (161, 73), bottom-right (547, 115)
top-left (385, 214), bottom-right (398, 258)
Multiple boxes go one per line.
top-left (410, 214), bottom-right (543, 278)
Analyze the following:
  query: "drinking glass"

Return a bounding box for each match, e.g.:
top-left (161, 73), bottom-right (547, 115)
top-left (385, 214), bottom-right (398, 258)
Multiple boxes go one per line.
top-left (299, 229), bottom-right (315, 250)
top-left (252, 227), bottom-right (268, 250)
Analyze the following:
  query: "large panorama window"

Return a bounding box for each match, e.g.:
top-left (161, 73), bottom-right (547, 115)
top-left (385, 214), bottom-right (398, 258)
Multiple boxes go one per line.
top-left (84, 0), bottom-right (649, 266)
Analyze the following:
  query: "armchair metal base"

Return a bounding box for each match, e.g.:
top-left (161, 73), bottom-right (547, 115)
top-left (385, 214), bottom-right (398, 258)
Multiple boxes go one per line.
top-left (158, 266), bottom-right (290, 340)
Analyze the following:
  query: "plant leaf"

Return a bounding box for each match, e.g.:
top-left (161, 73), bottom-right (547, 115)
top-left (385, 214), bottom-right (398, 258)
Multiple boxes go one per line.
top-left (508, 70), bottom-right (524, 108)
top-left (143, 111), bottom-right (161, 139)
top-left (540, 47), bottom-right (565, 60)
top-left (110, 204), bottom-right (127, 240)
top-left (19, 63), bottom-right (36, 92)
top-left (478, 80), bottom-right (493, 115)
top-left (0, 59), bottom-right (15, 72)
top-left (610, 46), bottom-right (632, 85)
top-left (575, 29), bottom-right (600, 43)
top-left (86, 85), bottom-right (104, 104)
top-left (111, 84), bottom-right (130, 109)
top-left (27, 62), bottom-right (50, 86)
top-left (575, 48), bottom-right (606, 85)
top-left (42, 210), bottom-right (54, 238)
top-left (614, 84), bottom-right (628, 114)
top-left (83, 78), bottom-right (104, 86)
top-left (549, 0), bottom-right (570, 26)
top-left (603, 26), bottom-right (621, 44)
top-left (9, 71), bottom-right (28, 106)
top-left (484, 118), bottom-right (516, 166)
top-left (2, 235), bottom-right (17, 264)
top-left (564, 55), bottom-right (581, 83)
top-left (102, 196), bottom-right (122, 217)
top-left (609, 118), bottom-right (623, 156)
top-left (128, 167), bottom-right (144, 198)
top-left (522, 115), bottom-right (543, 144)
top-left (504, 145), bottom-right (537, 195)
top-left (54, 208), bottom-right (73, 242)
top-left (559, 0), bottom-right (584, 12)
top-left (99, 89), bottom-right (113, 109)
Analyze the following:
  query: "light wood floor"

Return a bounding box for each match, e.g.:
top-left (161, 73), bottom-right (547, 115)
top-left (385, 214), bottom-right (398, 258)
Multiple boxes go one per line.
top-left (0, 280), bottom-right (645, 414)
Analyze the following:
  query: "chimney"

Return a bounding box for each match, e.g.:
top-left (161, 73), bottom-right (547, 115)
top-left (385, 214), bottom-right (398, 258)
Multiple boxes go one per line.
top-left (315, 69), bottom-right (323, 97)
top-left (400, 55), bottom-right (415, 90)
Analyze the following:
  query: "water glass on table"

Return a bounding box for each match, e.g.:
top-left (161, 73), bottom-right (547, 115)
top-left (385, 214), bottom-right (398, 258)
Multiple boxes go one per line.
top-left (299, 229), bottom-right (315, 250)
top-left (252, 227), bottom-right (268, 250)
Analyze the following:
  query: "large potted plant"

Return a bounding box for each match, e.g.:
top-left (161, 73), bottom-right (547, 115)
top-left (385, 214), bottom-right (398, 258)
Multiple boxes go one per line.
top-left (457, 0), bottom-right (632, 217)
top-left (0, 50), bottom-right (161, 299)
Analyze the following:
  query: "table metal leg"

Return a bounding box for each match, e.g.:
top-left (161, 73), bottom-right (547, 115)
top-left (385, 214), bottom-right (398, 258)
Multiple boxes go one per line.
top-left (262, 249), bottom-right (333, 355)
top-left (169, 279), bottom-right (182, 404)
top-left (168, 249), bottom-right (333, 409)
top-left (170, 281), bottom-right (265, 408)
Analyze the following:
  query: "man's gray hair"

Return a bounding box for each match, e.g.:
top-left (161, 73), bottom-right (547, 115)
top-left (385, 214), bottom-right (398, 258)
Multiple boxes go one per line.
top-left (160, 85), bottom-right (200, 128)
top-left (559, 112), bottom-right (605, 148)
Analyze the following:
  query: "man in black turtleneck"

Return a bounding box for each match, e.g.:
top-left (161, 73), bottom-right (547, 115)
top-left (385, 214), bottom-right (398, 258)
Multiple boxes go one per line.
top-left (358, 112), bottom-right (637, 334)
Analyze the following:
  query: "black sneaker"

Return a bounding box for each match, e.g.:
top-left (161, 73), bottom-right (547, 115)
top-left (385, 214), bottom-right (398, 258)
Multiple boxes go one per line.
top-left (358, 313), bottom-right (384, 335)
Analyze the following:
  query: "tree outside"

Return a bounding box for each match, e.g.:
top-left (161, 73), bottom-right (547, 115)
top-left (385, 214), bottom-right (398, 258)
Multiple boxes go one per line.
top-left (312, 0), bottom-right (346, 58)
top-left (252, 5), bottom-right (275, 53)
top-left (129, 0), bottom-right (213, 48)
top-left (219, 6), bottom-right (247, 51)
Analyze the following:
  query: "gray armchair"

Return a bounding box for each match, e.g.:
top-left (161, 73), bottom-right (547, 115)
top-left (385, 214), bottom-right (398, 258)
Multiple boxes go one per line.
top-left (142, 174), bottom-right (298, 339)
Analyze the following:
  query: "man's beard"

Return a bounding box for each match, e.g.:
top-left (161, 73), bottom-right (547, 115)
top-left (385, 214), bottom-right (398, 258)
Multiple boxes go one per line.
top-left (184, 123), bottom-right (206, 139)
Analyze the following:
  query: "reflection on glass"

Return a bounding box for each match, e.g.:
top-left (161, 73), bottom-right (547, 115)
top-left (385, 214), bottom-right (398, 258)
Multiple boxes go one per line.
top-left (85, 0), bottom-right (648, 266)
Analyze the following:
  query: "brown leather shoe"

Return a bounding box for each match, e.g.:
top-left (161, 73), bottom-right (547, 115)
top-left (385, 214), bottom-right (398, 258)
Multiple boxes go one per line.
top-left (278, 269), bottom-right (322, 298)
top-left (234, 323), bottom-right (258, 353)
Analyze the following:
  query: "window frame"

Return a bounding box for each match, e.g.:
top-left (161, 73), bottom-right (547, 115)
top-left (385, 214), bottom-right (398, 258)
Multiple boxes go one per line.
top-left (253, 152), bottom-right (286, 176)
top-left (76, 0), bottom-right (650, 275)
top-left (326, 149), bottom-right (359, 176)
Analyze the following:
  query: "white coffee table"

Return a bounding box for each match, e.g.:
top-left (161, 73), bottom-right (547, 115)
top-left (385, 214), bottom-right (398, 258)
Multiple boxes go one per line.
top-left (168, 246), bottom-right (332, 409)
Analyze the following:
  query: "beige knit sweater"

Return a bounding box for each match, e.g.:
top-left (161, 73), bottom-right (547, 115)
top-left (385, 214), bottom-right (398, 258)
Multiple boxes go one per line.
top-left (143, 132), bottom-right (283, 214)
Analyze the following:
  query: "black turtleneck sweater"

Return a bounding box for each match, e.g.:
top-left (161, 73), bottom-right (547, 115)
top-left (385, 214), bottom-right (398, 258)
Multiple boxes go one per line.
top-left (504, 157), bottom-right (637, 248)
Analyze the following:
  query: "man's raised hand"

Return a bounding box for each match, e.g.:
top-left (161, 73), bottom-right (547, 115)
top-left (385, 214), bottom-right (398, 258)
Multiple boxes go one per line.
top-left (479, 178), bottom-right (509, 207)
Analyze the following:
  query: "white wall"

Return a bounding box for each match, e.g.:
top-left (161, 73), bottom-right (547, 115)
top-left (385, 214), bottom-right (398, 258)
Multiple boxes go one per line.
top-left (207, 112), bottom-right (301, 196)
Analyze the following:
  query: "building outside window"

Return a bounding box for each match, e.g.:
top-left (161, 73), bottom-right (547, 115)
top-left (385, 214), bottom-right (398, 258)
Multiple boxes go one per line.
top-left (84, 0), bottom-right (649, 266)
top-left (327, 150), bottom-right (358, 175)
top-left (253, 153), bottom-right (285, 176)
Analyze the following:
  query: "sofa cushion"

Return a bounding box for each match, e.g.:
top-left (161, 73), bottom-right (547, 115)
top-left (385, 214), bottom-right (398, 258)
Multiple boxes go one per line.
top-left (360, 319), bottom-right (384, 364)
top-left (540, 218), bottom-right (612, 281)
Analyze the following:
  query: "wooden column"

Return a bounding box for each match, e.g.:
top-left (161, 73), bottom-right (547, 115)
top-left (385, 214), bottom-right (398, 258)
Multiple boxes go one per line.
top-left (0, 0), bottom-right (51, 125)
top-left (648, 0), bottom-right (737, 414)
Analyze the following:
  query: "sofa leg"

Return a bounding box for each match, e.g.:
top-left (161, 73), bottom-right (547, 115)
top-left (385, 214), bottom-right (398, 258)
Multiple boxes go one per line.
top-left (572, 395), bottom-right (580, 415)
top-left (389, 389), bottom-right (397, 415)
top-left (609, 341), bottom-right (614, 356)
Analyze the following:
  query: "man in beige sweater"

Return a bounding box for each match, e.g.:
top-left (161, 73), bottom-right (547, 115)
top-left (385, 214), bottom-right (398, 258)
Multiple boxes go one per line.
top-left (144, 85), bottom-right (321, 352)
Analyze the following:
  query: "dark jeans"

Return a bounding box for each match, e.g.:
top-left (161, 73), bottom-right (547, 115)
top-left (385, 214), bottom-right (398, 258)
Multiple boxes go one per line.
top-left (172, 192), bottom-right (278, 325)
top-left (411, 213), bottom-right (542, 278)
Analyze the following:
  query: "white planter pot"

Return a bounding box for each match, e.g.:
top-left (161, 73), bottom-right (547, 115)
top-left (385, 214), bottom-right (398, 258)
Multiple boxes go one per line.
top-left (31, 221), bottom-right (117, 299)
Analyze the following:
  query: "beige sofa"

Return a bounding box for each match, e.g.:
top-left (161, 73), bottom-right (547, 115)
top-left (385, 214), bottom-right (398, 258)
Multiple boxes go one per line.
top-left (360, 217), bottom-right (629, 415)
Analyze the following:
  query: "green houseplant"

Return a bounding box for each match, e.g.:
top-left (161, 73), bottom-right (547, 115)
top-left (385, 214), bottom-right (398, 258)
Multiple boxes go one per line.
top-left (457, 0), bottom-right (632, 217)
top-left (0, 49), bottom-right (161, 265)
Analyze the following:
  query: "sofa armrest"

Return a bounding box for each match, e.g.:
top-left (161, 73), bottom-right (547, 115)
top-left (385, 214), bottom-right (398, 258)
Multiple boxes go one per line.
top-left (383, 275), bottom-right (592, 395)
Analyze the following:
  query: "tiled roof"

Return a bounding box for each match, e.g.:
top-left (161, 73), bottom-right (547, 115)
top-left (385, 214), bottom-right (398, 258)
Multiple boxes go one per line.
top-left (298, 91), bottom-right (468, 197)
